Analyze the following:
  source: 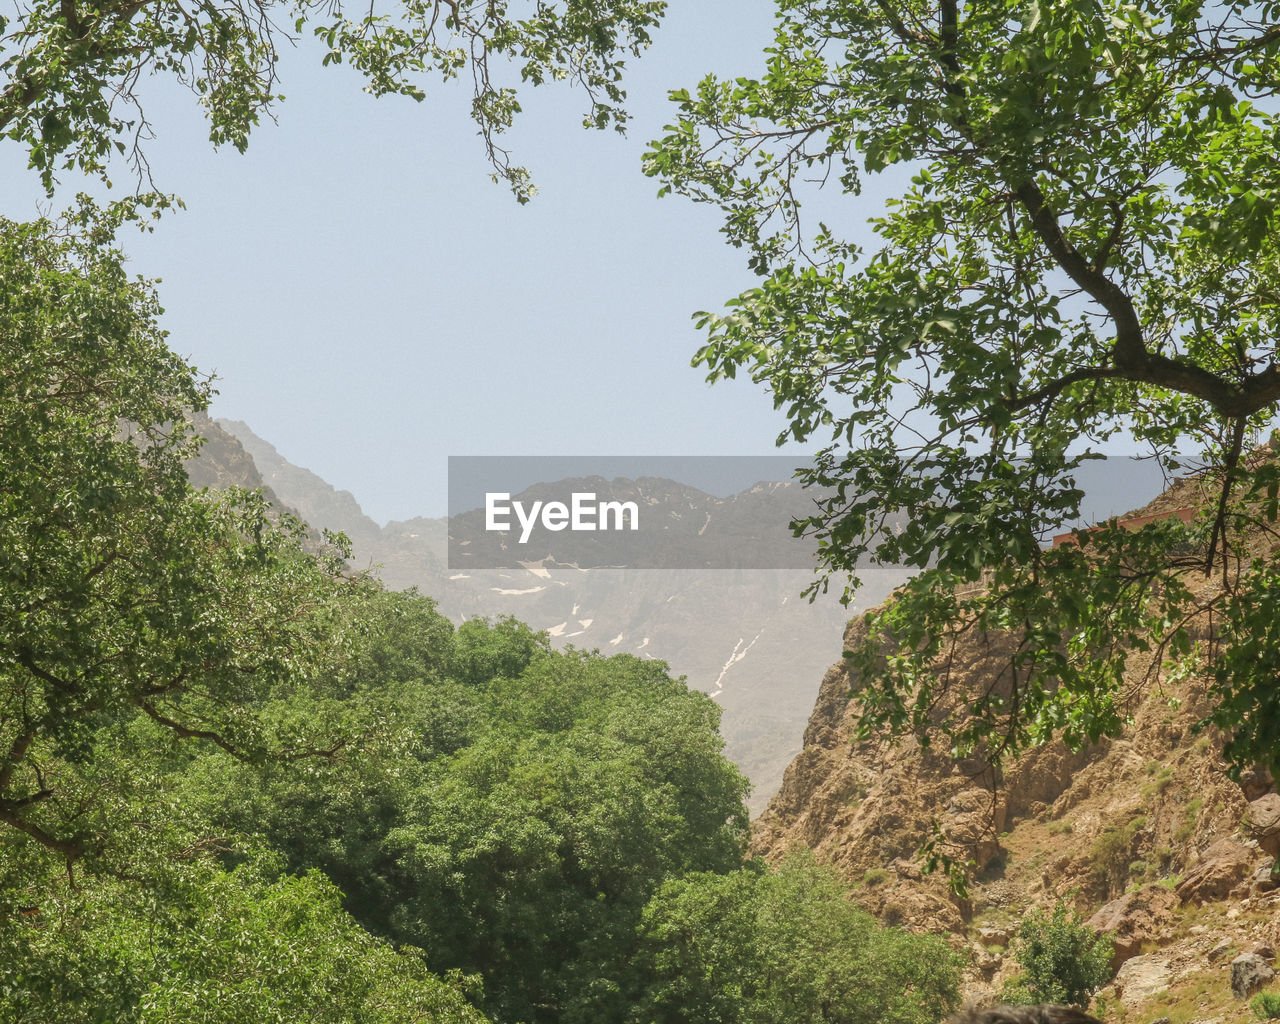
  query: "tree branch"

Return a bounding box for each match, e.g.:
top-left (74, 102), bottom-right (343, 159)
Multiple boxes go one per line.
top-left (1004, 366), bottom-right (1125, 414)
top-left (0, 804), bottom-right (83, 860)
top-left (1013, 180), bottom-right (1280, 417)
top-left (0, 730), bottom-right (37, 795)
top-left (137, 701), bottom-right (243, 758)
top-left (0, 0), bottom-right (154, 135)
top-left (1205, 416), bottom-right (1247, 576)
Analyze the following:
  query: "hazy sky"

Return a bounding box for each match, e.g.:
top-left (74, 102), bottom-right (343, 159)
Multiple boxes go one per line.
top-left (4, 2), bottom-right (915, 524)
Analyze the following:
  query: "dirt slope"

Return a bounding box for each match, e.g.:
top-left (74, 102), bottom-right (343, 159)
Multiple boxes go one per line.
top-left (753, 472), bottom-right (1280, 1021)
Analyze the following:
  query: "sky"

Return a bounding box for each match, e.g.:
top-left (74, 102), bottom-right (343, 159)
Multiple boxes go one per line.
top-left (1, 3), bottom-right (1177, 527)
top-left (3, 2), bottom-right (909, 525)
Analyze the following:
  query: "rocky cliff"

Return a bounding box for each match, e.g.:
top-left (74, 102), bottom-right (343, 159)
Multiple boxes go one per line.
top-left (753, 472), bottom-right (1280, 1020)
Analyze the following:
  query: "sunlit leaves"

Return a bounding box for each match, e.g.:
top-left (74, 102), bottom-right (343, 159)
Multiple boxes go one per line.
top-left (0, 0), bottom-right (667, 199)
top-left (633, 855), bottom-right (962, 1024)
top-left (648, 0), bottom-right (1280, 873)
top-left (0, 210), bottom-right (374, 868)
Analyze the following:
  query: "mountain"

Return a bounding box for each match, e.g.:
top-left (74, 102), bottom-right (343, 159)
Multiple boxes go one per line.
top-left (208, 418), bottom-right (911, 813)
top-left (197, 418), bottom-right (1175, 817)
top-left (216, 418), bottom-right (383, 551)
top-left (752, 469), bottom-right (1280, 1012)
top-left (184, 411), bottom-right (272, 494)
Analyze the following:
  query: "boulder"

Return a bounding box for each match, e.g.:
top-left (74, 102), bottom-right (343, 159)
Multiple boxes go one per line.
top-left (1113, 954), bottom-right (1172, 1007)
top-left (976, 924), bottom-right (1015, 948)
top-left (1230, 952), bottom-right (1275, 999)
top-left (1086, 884), bottom-right (1179, 969)
top-left (1240, 765), bottom-right (1276, 802)
top-left (1244, 793), bottom-right (1280, 859)
top-left (1249, 861), bottom-right (1279, 895)
top-left (946, 787), bottom-right (1006, 871)
top-left (1175, 838), bottom-right (1254, 904)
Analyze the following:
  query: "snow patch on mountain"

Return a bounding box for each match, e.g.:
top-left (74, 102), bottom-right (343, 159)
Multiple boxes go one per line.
top-left (708, 632), bottom-right (763, 701)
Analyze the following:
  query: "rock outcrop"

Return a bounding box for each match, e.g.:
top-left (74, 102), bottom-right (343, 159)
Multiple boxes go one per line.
top-left (752, 467), bottom-right (1280, 1013)
top-left (1175, 838), bottom-right (1255, 905)
top-left (1086, 885), bottom-right (1179, 970)
top-left (1230, 952), bottom-right (1276, 999)
top-left (1245, 794), bottom-right (1280, 859)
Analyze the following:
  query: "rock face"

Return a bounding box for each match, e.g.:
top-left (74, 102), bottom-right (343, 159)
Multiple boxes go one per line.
top-left (750, 467), bottom-right (1280, 1009)
top-left (1230, 952), bottom-right (1276, 999)
top-left (185, 412), bottom-right (270, 494)
top-left (1175, 839), bottom-right (1256, 905)
top-left (1113, 955), bottom-right (1173, 1008)
top-left (1087, 884), bottom-right (1180, 970)
top-left (216, 418), bottom-right (384, 551)
top-left (752, 610), bottom-right (1250, 905)
top-left (1245, 793), bottom-right (1280, 859)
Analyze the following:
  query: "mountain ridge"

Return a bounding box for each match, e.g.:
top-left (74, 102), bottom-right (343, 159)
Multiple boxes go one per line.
top-left (201, 417), bottom-right (900, 813)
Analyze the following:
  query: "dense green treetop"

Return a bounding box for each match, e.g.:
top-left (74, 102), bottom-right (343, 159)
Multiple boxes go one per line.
top-left (181, 611), bottom-right (751, 1024)
top-left (0, 209), bottom-right (374, 871)
top-left (647, 0), bottom-right (1280, 800)
top-left (632, 854), bottom-right (962, 1024)
top-left (1001, 903), bottom-right (1114, 1009)
top-left (0, 847), bottom-right (490, 1023)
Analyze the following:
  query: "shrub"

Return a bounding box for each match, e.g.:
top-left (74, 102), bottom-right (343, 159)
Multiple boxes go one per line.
top-left (1002, 902), bottom-right (1114, 1007)
top-left (633, 856), bottom-right (962, 1024)
top-left (1090, 816), bottom-right (1146, 891)
top-left (1253, 991), bottom-right (1280, 1020)
top-left (1174, 799), bottom-right (1203, 845)
top-left (863, 868), bottom-right (890, 888)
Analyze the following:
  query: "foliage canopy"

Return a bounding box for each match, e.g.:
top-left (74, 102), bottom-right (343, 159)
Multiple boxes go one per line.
top-left (632, 855), bottom-right (962, 1024)
top-left (648, 0), bottom-right (1280, 796)
top-left (0, 0), bottom-right (667, 198)
top-left (1002, 903), bottom-right (1114, 1008)
top-left (0, 211), bottom-right (374, 873)
top-left (182, 612), bottom-right (751, 1024)
top-left (0, 850), bottom-right (488, 1024)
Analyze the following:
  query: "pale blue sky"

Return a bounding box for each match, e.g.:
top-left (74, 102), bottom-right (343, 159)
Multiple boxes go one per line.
top-left (3, 4), bottom-right (1172, 527)
top-left (4, 2), bottom-right (907, 524)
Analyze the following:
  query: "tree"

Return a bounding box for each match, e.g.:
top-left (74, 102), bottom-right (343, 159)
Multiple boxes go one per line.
top-left (178, 627), bottom-right (750, 1024)
top-left (450, 615), bottom-right (549, 686)
top-left (0, 847), bottom-right (491, 1023)
top-left (631, 855), bottom-right (961, 1024)
top-left (0, 208), bottom-right (376, 876)
top-left (1002, 903), bottom-right (1114, 1008)
top-left (646, 1), bottom-right (1280, 787)
top-left (0, 213), bottom-right (519, 1021)
top-left (0, 0), bottom-right (666, 200)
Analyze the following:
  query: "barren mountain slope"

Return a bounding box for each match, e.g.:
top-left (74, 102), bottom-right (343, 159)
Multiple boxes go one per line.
top-left (754, 474), bottom-right (1280, 1021)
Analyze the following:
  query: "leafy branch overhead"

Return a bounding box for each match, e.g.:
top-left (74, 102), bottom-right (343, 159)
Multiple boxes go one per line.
top-left (0, 0), bottom-right (666, 199)
top-left (647, 0), bottom-right (1280, 790)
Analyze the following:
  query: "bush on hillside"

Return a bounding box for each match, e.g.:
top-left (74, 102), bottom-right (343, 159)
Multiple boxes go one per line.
top-left (1002, 902), bottom-right (1114, 1008)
